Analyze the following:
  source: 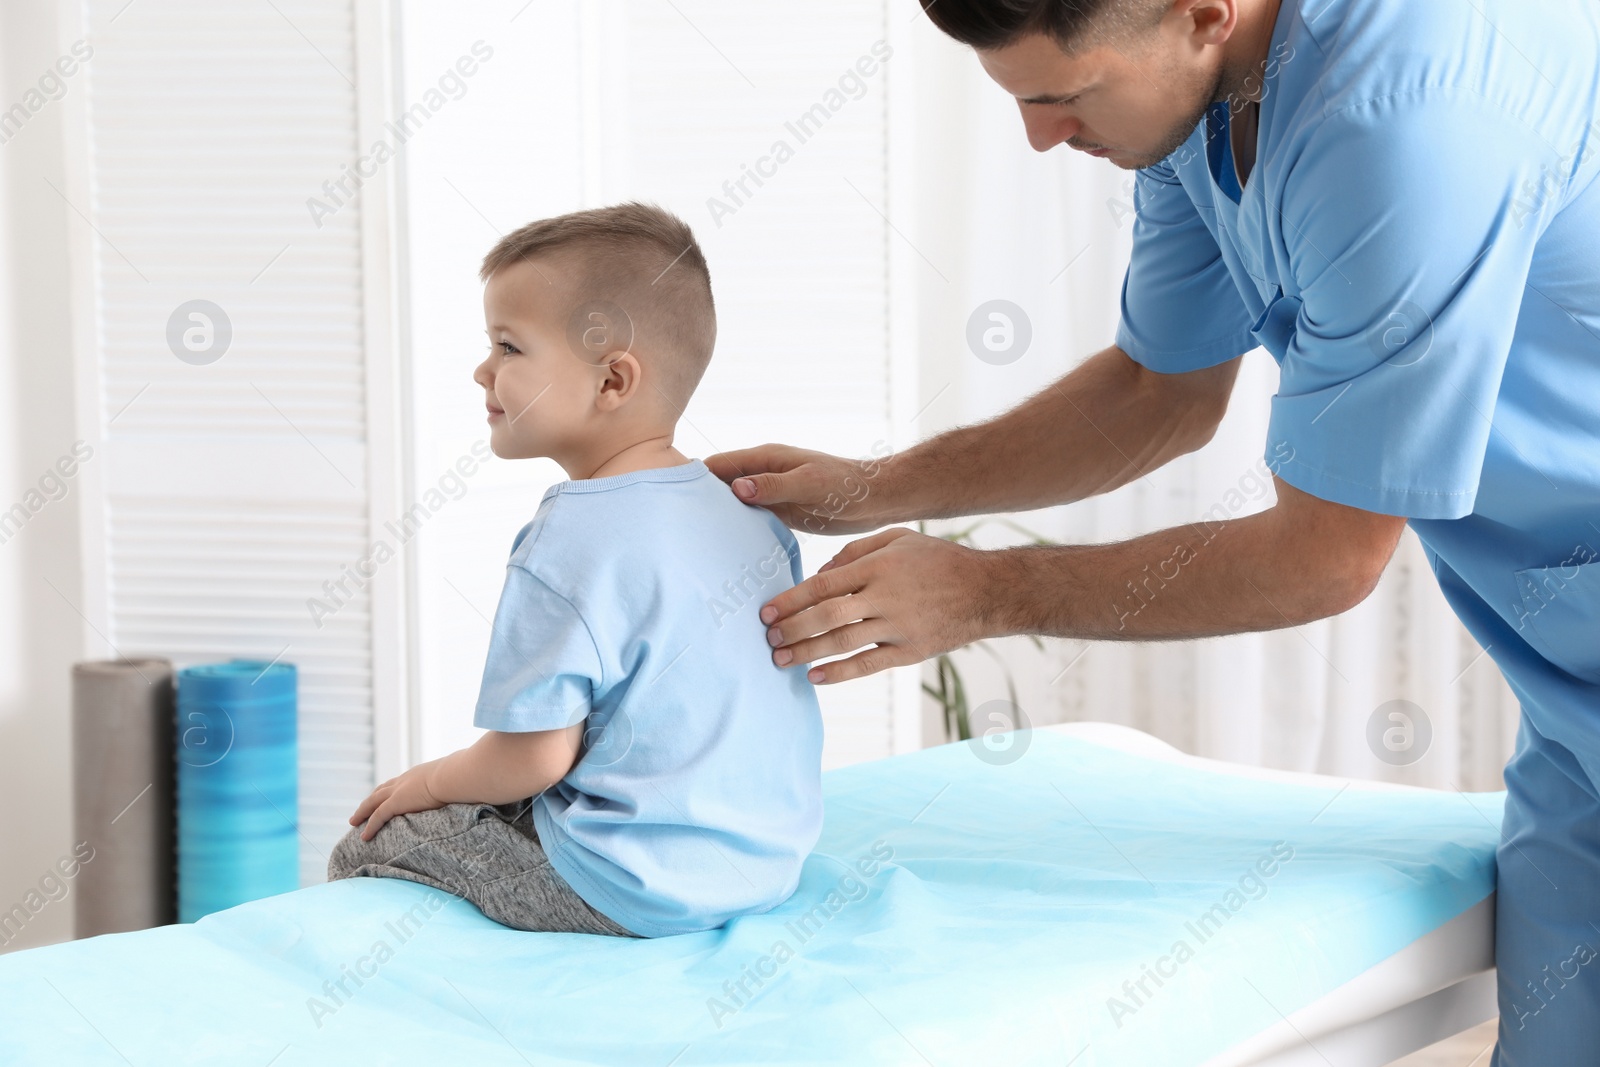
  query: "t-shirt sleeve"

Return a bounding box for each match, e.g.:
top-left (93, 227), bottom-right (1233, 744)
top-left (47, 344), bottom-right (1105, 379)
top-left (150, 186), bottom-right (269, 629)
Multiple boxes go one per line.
top-left (1114, 156), bottom-right (1259, 372)
top-left (473, 565), bottom-right (601, 733)
top-left (782, 526), bottom-right (804, 586)
top-left (1264, 90), bottom-right (1549, 519)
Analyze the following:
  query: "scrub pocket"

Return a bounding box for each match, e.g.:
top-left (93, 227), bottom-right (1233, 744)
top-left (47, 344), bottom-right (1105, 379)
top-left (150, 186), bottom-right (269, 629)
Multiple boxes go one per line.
top-left (1249, 286), bottom-right (1302, 362)
top-left (1514, 560), bottom-right (1600, 685)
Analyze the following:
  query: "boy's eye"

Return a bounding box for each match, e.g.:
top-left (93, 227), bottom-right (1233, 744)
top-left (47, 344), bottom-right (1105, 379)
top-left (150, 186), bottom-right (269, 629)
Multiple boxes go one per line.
top-left (498, 340), bottom-right (520, 356)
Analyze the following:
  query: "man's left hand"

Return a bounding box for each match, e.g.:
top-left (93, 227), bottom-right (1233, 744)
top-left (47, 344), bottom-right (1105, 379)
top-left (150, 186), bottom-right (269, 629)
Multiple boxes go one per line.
top-left (761, 527), bottom-right (997, 684)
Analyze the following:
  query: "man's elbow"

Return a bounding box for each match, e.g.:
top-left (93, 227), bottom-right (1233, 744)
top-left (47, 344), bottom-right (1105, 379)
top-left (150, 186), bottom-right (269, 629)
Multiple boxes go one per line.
top-left (1323, 551), bottom-right (1391, 617)
top-left (1265, 478), bottom-right (1407, 624)
top-left (1293, 532), bottom-right (1400, 622)
top-left (1182, 399), bottom-right (1230, 456)
top-left (1129, 354), bottom-right (1240, 457)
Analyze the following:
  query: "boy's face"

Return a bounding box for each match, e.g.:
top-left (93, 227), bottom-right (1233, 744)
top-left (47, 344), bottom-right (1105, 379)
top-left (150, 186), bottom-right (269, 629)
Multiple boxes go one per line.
top-left (475, 259), bottom-right (607, 461)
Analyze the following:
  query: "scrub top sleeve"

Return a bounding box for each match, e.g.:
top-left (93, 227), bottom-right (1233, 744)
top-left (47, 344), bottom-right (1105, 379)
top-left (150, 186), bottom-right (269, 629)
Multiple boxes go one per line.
top-left (1266, 91), bottom-right (1550, 519)
top-left (473, 565), bottom-right (602, 733)
top-left (1114, 157), bottom-right (1260, 373)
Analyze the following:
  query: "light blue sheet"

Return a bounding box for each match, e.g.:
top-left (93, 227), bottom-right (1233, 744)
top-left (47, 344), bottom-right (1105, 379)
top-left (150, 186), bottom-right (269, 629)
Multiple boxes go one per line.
top-left (0, 732), bottom-right (1503, 1066)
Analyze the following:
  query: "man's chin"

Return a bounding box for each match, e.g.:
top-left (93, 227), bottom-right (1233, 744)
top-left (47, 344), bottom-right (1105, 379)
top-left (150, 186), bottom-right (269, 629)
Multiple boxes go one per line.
top-left (1116, 141), bottom-right (1196, 171)
top-left (1078, 143), bottom-right (1165, 170)
top-left (1093, 148), bottom-right (1154, 171)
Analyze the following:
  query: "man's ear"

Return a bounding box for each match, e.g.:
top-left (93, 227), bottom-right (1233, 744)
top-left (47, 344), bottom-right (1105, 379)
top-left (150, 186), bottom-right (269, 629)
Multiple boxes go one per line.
top-left (594, 350), bottom-right (642, 412)
top-left (1183, 0), bottom-right (1238, 45)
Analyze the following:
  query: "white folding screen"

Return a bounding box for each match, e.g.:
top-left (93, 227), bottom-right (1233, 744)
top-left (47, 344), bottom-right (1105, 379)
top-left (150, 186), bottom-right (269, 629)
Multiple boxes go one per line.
top-left (395, 0), bottom-right (920, 770)
top-left (64, 0), bottom-right (405, 886)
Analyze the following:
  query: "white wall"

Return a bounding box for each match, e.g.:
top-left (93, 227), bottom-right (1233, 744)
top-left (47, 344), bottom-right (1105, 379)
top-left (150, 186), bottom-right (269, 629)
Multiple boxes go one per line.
top-left (0, 0), bottom-right (85, 953)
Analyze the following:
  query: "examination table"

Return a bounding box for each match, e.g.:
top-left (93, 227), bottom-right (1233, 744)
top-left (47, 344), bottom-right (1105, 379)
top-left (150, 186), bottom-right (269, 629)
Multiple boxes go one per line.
top-left (0, 722), bottom-right (1502, 1065)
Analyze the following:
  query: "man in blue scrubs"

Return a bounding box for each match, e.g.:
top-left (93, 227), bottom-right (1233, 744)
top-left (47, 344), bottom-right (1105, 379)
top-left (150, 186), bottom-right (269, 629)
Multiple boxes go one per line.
top-left (707, 0), bottom-right (1600, 1060)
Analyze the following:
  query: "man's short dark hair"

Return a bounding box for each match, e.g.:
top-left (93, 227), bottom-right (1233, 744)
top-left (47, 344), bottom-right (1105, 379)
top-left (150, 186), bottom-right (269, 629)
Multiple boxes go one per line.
top-left (923, 0), bottom-right (1171, 53)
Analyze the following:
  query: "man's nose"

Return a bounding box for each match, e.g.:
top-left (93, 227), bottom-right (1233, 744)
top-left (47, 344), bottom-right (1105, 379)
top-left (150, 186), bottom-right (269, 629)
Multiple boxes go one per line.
top-left (1021, 106), bottom-right (1078, 153)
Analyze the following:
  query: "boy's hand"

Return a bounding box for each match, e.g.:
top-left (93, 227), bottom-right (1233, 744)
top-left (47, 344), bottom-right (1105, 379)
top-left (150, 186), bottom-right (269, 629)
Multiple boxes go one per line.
top-left (349, 761), bottom-right (446, 841)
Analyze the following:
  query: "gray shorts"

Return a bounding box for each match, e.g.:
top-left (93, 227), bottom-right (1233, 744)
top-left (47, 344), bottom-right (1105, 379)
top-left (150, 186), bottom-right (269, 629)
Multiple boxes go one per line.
top-left (326, 798), bottom-right (636, 938)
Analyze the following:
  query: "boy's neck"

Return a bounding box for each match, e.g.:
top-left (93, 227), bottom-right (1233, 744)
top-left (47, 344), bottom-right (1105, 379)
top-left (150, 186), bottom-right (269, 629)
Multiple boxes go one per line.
top-left (562, 432), bottom-right (690, 481)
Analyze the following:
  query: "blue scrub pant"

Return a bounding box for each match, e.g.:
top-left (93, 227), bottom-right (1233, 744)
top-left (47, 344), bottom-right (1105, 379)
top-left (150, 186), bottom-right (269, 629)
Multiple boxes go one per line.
top-left (1492, 713), bottom-right (1600, 1065)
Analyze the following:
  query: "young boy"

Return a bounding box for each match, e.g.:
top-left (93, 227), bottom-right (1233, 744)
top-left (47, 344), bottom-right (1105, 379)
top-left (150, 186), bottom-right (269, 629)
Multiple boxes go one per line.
top-left (327, 203), bottom-right (824, 938)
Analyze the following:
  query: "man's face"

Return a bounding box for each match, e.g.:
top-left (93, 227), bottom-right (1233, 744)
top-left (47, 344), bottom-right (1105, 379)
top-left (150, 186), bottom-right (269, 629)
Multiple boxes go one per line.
top-left (977, 22), bottom-right (1227, 171)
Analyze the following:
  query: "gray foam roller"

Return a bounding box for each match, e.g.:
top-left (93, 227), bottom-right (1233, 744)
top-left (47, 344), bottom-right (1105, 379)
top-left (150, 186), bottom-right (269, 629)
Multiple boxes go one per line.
top-left (71, 658), bottom-right (176, 937)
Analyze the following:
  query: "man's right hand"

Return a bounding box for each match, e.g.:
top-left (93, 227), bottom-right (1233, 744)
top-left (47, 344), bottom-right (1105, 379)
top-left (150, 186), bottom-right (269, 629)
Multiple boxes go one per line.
top-left (704, 443), bottom-right (893, 536)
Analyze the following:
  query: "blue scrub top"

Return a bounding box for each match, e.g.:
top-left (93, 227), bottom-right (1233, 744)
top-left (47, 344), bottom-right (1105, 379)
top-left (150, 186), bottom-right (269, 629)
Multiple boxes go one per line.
top-left (1115, 0), bottom-right (1600, 779)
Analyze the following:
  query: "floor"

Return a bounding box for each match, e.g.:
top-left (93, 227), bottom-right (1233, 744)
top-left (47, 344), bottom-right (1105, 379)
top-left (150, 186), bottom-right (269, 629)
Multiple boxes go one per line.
top-left (1388, 1020), bottom-right (1497, 1066)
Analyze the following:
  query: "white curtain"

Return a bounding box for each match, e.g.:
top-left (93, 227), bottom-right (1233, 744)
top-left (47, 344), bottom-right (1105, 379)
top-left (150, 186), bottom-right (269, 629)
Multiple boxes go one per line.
top-left (908, 23), bottom-right (1518, 790)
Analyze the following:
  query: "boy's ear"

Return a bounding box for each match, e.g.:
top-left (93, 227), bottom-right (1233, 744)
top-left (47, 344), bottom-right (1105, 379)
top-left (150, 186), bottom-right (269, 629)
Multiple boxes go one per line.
top-left (594, 350), bottom-right (642, 411)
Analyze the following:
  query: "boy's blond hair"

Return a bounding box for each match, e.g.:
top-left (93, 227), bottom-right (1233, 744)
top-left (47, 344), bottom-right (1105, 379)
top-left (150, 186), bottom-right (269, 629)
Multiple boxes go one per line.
top-left (481, 202), bottom-right (715, 409)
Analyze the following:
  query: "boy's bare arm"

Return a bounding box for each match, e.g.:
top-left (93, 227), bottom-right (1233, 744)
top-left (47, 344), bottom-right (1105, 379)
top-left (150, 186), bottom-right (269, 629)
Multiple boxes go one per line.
top-left (349, 724), bottom-right (584, 840)
top-left (429, 725), bottom-right (584, 805)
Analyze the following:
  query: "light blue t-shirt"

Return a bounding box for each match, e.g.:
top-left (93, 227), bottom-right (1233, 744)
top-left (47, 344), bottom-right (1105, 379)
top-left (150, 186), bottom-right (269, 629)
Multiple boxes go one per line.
top-left (472, 460), bottom-right (824, 937)
top-left (1116, 0), bottom-right (1600, 780)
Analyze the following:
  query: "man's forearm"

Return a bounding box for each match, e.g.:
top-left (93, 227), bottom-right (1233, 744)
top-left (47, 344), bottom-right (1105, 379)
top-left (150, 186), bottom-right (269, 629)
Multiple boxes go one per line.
top-left (878, 346), bottom-right (1239, 523)
top-left (982, 507), bottom-right (1381, 641)
top-left (424, 725), bottom-right (582, 807)
top-left (756, 474), bottom-right (1407, 685)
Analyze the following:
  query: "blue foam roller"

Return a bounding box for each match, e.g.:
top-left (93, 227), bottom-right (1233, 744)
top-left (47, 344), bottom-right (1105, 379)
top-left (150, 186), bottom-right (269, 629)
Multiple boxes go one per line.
top-left (176, 659), bottom-right (298, 922)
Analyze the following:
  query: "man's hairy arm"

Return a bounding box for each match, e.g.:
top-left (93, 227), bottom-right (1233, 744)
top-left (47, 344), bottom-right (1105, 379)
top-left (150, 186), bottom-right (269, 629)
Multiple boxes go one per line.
top-left (983, 479), bottom-right (1407, 640)
top-left (760, 478), bottom-right (1408, 684)
top-left (705, 346), bottom-right (1241, 533)
top-left (882, 346), bottom-right (1242, 520)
